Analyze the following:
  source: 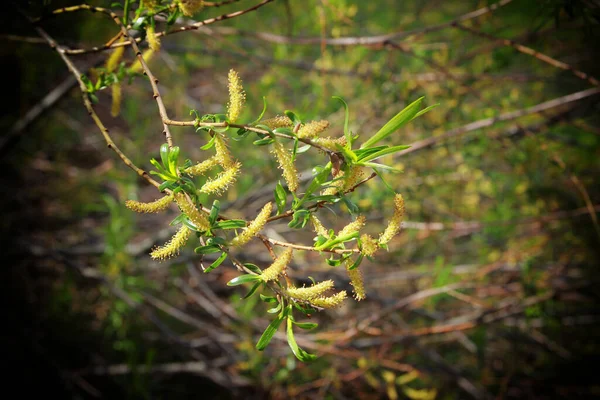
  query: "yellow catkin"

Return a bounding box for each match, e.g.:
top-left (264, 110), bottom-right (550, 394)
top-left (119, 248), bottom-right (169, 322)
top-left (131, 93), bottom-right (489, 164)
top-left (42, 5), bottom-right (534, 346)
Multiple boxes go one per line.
top-left (226, 69), bottom-right (245, 123)
top-left (184, 156), bottom-right (219, 177)
top-left (125, 194), bottom-right (173, 213)
top-left (143, 0), bottom-right (158, 11)
top-left (311, 291), bottom-right (347, 308)
top-left (312, 136), bottom-right (346, 151)
top-left (230, 202), bottom-right (273, 247)
top-left (111, 82), bottom-right (122, 117)
top-left (177, 0), bottom-right (204, 16)
top-left (324, 166), bottom-right (363, 195)
top-left (346, 259), bottom-right (366, 301)
top-left (150, 225), bottom-right (191, 260)
top-left (146, 25), bottom-right (161, 52)
top-left (260, 248), bottom-right (292, 282)
top-left (310, 215), bottom-right (329, 237)
top-left (323, 170), bottom-right (344, 196)
top-left (379, 194), bottom-right (405, 245)
top-left (261, 115), bottom-right (293, 129)
top-left (360, 234), bottom-right (378, 257)
top-left (105, 38), bottom-right (125, 73)
top-left (338, 215), bottom-right (366, 238)
top-left (174, 192), bottom-right (210, 231)
top-left (297, 120), bottom-right (330, 139)
top-left (199, 161), bottom-right (241, 195)
top-left (214, 133), bottom-right (233, 168)
top-left (342, 165), bottom-right (364, 191)
top-left (271, 141), bottom-right (299, 192)
top-left (286, 280), bottom-right (334, 301)
top-left (129, 49), bottom-right (154, 73)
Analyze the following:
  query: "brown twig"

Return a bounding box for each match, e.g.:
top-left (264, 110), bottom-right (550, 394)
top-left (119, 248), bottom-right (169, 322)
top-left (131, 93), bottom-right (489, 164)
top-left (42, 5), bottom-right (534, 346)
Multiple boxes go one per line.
top-left (454, 23), bottom-right (600, 87)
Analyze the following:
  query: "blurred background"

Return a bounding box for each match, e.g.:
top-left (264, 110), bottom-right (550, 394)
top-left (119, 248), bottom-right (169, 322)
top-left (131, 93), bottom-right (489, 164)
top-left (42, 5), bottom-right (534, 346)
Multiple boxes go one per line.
top-left (2, 0), bottom-right (600, 398)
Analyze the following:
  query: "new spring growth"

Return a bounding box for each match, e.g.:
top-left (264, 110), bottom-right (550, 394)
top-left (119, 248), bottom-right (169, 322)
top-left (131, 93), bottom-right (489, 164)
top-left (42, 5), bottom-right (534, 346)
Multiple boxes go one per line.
top-left (146, 25), bottom-right (161, 52)
top-left (262, 115), bottom-right (292, 129)
top-left (106, 38), bottom-right (125, 117)
top-left (311, 291), bottom-right (348, 308)
top-left (260, 248), bottom-right (292, 282)
top-left (325, 165), bottom-right (364, 195)
top-left (272, 141), bottom-right (299, 192)
top-left (286, 280), bottom-right (335, 301)
top-left (129, 49), bottom-right (154, 73)
top-left (230, 202), bottom-right (273, 247)
top-left (360, 234), bottom-right (378, 257)
top-left (226, 69), bottom-right (245, 123)
top-left (214, 133), bottom-right (234, 168)
top-left (199, 161), bottom-right (241, 195)
top-left (346, 259), bottom-right (366, 301)
top-left (111, 83), bottom-right (122, 117)
top-left (312, 136), bottom-right (347, 152)
top-left (297, 120), bottom-right (329, 139)
top-left (125, 194), bottom-right (174, 213)
top-left (177, 0), bottom-right (204, 16)
top-left (174, 192), bottom-right (210, 231)
top-left (310, 215), bottom-right (329, 237)
top-left (379, 194), bottom-right (405, 245)
top-left (150, 225), bottom-right (192, 260)
top-left (184, 156), bottom-right (219, 177)
top-left (338, 215), bottom-right (366, 238)
top-left (105, 38), bottom-right (125, 73)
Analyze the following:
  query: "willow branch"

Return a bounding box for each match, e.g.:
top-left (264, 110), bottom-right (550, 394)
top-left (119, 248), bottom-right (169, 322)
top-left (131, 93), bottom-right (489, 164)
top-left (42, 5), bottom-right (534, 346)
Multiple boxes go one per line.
top-left (58, 0), bottom-right (275, 55)
top-left (26, 15), bottom-right (160, 189)
top-left (454, 23), bottom-right (599, 87)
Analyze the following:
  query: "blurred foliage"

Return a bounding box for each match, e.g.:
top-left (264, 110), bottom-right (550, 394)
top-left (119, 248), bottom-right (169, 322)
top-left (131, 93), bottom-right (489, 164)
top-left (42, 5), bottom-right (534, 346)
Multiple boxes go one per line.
top-left (3, 0), bottom-right (600, 399)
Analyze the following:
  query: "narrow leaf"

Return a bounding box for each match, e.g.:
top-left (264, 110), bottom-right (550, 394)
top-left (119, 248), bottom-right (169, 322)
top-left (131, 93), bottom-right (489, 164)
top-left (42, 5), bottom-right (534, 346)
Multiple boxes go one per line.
top-left (227, 274), bottom-right (261, 286)
top-left (361, 97), bottom-right (424, 149)
top-left (256, 313), bottom-right (285, 351)
top-left (204, 251), bottom-right (227, 273)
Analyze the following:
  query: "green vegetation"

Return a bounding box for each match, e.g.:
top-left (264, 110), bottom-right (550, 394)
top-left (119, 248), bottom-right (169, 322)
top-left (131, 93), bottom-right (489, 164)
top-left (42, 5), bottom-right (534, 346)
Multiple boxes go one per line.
top-left (2, 0), bottom-right (599, 398)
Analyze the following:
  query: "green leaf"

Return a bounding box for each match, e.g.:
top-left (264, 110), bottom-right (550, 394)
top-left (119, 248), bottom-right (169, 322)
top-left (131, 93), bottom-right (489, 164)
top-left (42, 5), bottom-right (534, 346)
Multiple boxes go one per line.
top-left (243, 281), bottom-right (262, 299)
top-left (284, 110), bottom-right (301, 126)
top-left (288, 209), bottom-right (311, 229)
top-left (298, 163), bottom-right (332, 208)
top-left (200, 134), bottom-right (216, 150)
top-left (227, 274), bottom-right (261, 286)
top-left (287, 313), bottom-right (317, 361)
top-left (253, 137), bottom-right (275, 146)
top-left (362, 162), bottom-right (402, 172)
top-left (212, 219), bottom-right (247, 230)
top-left (206, 236), bottom-right (227, 246)
top-left (250, 96), bottom-right (268, 125)
top-left (167, 146), bottom-right (180, 175)
top-left (361, 97), bottom-right (424, 149)
top-left (260, 294), bottom-right (277, 303)
top-left (293, 321), bottom-right (318, 330)
top-left (160, 143), bottom-right (170, 168)
top-left (256, 313), bottom-right (285, 351)
top-left (357, 145), bottom-right (411, 163)
top-left (341, 196), bottom-right (359, 215)
top-left (332, 96), bottom-right (352, 148)
top-left (273, 127), bottom-right (294, 135)
top-left (208, 200), bottom-right (220, 225)
top-left (274, 181), bottom-right (287, 215)
top-left (194, 244), bottom-right (222, 255)
top-left (244, 263), bottom-right (262, 274)
top-left (412, 103), bottom-right (439, 120)
top-left (347, 254), bottom-right (364, 271)
top-left (314, 232), bottom-right (359, 251)
top-left (372, 168), bottom-right (395, 193)
top-left (204, 251), bottom-right (227, 273)
top-left (158, 181), bottom-right (177, 191)
top-left (267, 303), bottom-right (282, 314)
